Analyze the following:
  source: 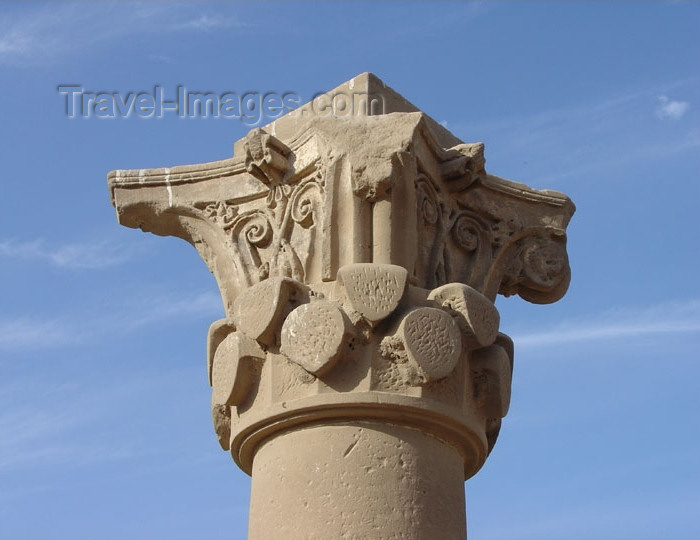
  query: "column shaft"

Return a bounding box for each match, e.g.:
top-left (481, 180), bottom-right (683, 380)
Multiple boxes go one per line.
top-left (248, 421), bottom-right (467, 540)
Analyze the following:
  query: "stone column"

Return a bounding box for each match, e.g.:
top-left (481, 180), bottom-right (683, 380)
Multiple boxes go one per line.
top-left (108, 73), bottom-right (574, 539)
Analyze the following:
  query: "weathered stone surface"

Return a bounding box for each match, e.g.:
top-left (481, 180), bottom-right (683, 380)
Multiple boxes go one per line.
top-left (338, 263), bottom-right (408, 324)
top-left (471, 343), bottom-right (513, 419)
top-left (249, 423), bottom-right (466, 540)
top-left (280, 300), bottom-right (349, 375)
top-left (211, 331), bottom-right (264, 406)
top-left (428, 282), bottom-right (500, 350)
top-left (211, 401), bottom-right (231, 451)
top-left (232, 277), bottom-right (300, 346)
top-left (397, 307), bottom-right (462, 382)
top-left (207, 318), bottom-right (236, 386)
top-left (109, 100), bottom-right (574, 307)
top-left (108, 72), bottom-right (574, 540)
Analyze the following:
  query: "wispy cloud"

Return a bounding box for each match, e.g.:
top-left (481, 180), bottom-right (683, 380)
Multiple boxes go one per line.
top-left (173, 14), bottom-right (247, 32)
top-left (0, 397), bottom-right (132, 471)
top-left (148, 53), bottom-right (175, 65)
top-left (0, 3), bottom-right (249, 65)
top-left (0, 238), bottom-right (130, 270)
top-left (0, 376), bottom-right (154, 472)
top-left (0, 290), bottom-right (222, 351)
top-left (656, 95), bottom-right (690, 120)
top-left (511, 299), bottom-right (700, 348)
top-left (479, 491), bottom-right (700, 540)
top-left (455, 79), bottom-right (699, 187)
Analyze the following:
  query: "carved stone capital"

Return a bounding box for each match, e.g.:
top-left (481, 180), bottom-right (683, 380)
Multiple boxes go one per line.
top-left (109, 113), bottom-right (573, 310)
top-left (108, 73), bottom-right (574, 539)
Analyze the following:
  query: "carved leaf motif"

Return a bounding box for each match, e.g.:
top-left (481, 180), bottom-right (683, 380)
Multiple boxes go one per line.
top-left (202, 201), bottom-right (238, 228)
top-left (452, 215), bottom-right (479, 252)
top-left (289, 181), bottom-right (322, 228)
top-left (444, 212), bottom-right (493, 290)
top-left (229, 210), bottom-right (275, 286)
top-left (338, 264), bottom-right (408, 324)
top-left (398, 307), bottom-right (462, 383)
top-left (266, 184), bottom-right (292, 209)
top-left (417, 175), bottom-right (441, 226)
top-left (269, 239), bottom-right (305, 281)
top-left (414, 175), bottom-right (446, 288)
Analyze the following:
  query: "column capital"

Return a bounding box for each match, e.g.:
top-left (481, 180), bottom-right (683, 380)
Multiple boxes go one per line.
top-left (108, 74), bottom-right (574, 530)
top-left (109, 103), bottom-right (574, 309)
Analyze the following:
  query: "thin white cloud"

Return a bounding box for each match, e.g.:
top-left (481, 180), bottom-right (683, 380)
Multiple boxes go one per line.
top-left (511, 299), bottom-right (700, 348)
top-left (454, 79), bottom-right (699, 187)
top-left (0, 290), bottom-right (222, 351)
top-left (0, 378), bottom-right (149, 471)
top-left (656, 95), bottom-right (690, 120)
top-left (0, 238), bottom-right (129, 270)
top-left (0, 317), bottom-right (79, 349)
top-left (148, 53), bottom-right (175, 64)
top-left (479, 491), bottom-right (700, 540)
top-left (174, 14), bottom-right (247, 32)
top-left (0, 3), bottom-right (250, 65)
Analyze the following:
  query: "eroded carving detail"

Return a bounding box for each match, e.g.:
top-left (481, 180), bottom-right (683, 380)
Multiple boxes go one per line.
top-left (211, 331), bottom-right (264, 406)
top-left (108, 75), bottom-right (575, 540)
top-left (280, 300), bottom-right (349, 375)
top-left (396, 308), bottom-right (462, 383)
top-left (428, 283), bottom-right (500, 350)
top-left (204, 263), bottom-right (516, 475)
top-left (244, 128), bottom-right (292, 186)
top-left (338, 264), bottom-right (408, 324)
top-left (108, 83), bottom-right (573, 484)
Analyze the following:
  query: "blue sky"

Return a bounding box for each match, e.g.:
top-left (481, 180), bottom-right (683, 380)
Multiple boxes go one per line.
top-left (0, 2), bottom-right (698, 539)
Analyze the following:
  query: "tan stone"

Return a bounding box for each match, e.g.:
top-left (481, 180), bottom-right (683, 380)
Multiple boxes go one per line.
top-left (280, 300), bottom-right (350, 375)
top-left (249, 423), bottom-right (466, 540)
top-left (397, 307), bottom-right (462, 383)
top-left (211, 331), bottom-right (264, 406)
top-left (232, 277), bottom-right (304, 346)
top-left (471, 343), bottom-right (513, 419)
top-left (337, 263), bottom-right (408, 324)
top-left (107, 73), bottom-right (574, 539)
top-left (428, 282), bottom-right (500, 350)
top-left (211, 401), bottom-right (231, 451)
top-left (206, 318), bottom-right (236, 386)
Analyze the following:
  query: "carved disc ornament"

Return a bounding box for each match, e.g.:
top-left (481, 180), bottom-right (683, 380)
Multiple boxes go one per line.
top-left (108, 73), bottom-right (574, 479)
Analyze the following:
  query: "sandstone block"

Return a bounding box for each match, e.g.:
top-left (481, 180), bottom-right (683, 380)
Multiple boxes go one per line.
top-left (211, 402), bottom-right (232, 451)
top-left (338, 263), bottom-right (408, 324)
top-left (471, 344), bottom-right (512, 419)
top-left (428, 283), bottom-right (499, 349)
top-left (398, 307), bottom-right (462, 382)
top-left (211, 331), bottom-right (265, 406)
top-left (207, 318), bottom-right (236, 386)
top-left (280, 301), bottom-right (349, 375)
top-left (232, 277), bottom-right (299, 346)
